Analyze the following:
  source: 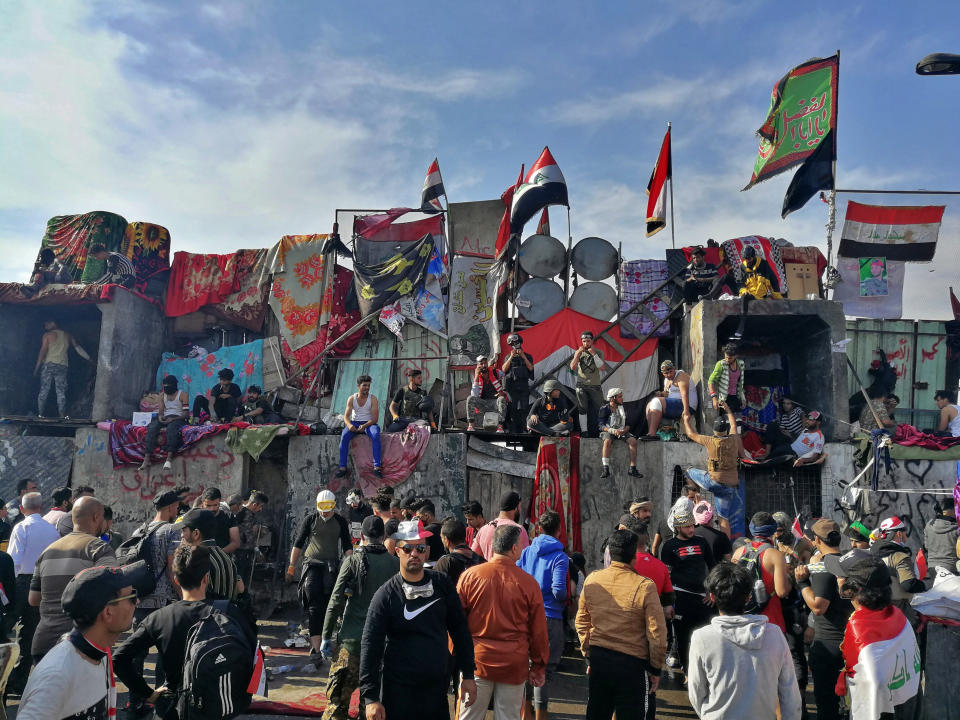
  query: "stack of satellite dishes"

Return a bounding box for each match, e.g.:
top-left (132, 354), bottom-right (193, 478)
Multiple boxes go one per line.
top-left (515, 234), bottom-right (620, 323)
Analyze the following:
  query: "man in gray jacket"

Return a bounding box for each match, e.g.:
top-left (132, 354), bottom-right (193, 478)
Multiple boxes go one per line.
top-left (687, 562), bottom-right (801, 720)
top-left (923, 499), bottom-right (959, 578)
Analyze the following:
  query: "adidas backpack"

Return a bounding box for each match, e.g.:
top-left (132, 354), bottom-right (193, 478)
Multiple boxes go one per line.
top-left (178, 601), bottom-right (259, 720)
top-left (735, 542), bottom-right (772, 614)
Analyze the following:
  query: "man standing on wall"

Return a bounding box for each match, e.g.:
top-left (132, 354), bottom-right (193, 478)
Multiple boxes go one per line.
top-left (34, 319), bottom-right (90, 419)
top-left (569, 331), bottom-right (606, 438)
top-left (502, 333), bottom-right (535, 434)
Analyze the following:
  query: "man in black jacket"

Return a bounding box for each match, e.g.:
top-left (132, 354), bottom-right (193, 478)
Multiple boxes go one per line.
top-left (360, 519), bottom-right (477, 720)
top-left (527, 380), bottom-right (575, 436)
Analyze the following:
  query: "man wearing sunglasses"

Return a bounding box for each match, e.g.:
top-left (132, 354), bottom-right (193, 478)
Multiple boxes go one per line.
top-left (360, 519), bottom-right (478, 720)
top-left (17, 561), bottom-right (150, 720)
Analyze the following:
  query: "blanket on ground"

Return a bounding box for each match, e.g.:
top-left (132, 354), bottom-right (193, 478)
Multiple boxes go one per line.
top-left (41, 211), bottom-right (129, 282)
top-left (156, 339), bottom-right (264, 403)
top-left (108, 419), bottom-right (232, 468)
top-left (329, 424), bottom-right (432, 496)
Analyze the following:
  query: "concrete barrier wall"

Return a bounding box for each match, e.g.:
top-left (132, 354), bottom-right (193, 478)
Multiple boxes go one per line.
top-left (0, 427), bottom-right (75, 502)
top-left (73, 427), bottom-right (247, 537)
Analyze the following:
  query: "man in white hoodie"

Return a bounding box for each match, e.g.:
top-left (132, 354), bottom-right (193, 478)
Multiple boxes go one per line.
top-left (687, 562), bottom-right (802, 720)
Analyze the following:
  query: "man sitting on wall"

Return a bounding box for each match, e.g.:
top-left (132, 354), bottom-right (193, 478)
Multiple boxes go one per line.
top-left (235, 385), bottom-right (281, 424)
top-left (466, 355), bottom-right (508, 433)
top-left (140, 375), bottom-right (190, 472)
top-left (210, 368), bottom-right (242, 422)
top-left (387, 368), bottom-right (435, 432)
top-left (682, 246), bottom-right (719, 304)
top-left (598, 387), bottom-right (641, 478)
top-left (527, 380), bottom-right (575, 437)
top-left (89, 243), bottom-right (137, 288)
top-left (644, 360), bottom-right (698, 440)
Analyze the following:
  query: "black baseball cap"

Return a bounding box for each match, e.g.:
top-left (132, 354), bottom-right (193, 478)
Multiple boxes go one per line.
top-left (499, 490), bottom-right (521, 512)
top-left (181, 509), bottom-right (216, 538)
top-left (823, 549), bottom-right (891, 589)
top-left (62, 561), bottom-right (152, 625)
top-left (153, 491), bottom-right (180, 510)
top-left (362, 515), bottom-right (385, 538)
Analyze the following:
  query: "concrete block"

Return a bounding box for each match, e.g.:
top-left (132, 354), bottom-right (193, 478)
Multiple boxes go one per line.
top-left (0, 435), bottom-right (75, 502)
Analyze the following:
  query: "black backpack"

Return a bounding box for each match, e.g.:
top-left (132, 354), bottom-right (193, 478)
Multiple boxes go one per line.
top-left (736, 542), bottom-right (773, 614)
top-left (178, 601), bottom-right (259, 719)
top-left (115, 521), bottom-right (166, 595)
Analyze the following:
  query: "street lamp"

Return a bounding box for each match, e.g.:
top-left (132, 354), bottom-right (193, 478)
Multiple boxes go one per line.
top-left (916, 53), bottom-right (960, 75)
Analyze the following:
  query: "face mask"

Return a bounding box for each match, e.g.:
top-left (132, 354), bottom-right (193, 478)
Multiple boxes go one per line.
top-left (402, 580), bottom-right (433, 600)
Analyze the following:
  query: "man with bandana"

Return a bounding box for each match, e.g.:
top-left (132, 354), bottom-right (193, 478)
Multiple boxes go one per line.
top-left (569, 331), bottom-right (607, 438)
top-left (140, 375), bottom-right (190, 472)
top-left (321, 516), bottom-right (399, 720)
top-left (360, 519), bottom-right (477, 720)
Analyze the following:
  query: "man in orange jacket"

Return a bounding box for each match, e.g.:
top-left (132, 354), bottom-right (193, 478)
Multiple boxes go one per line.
top-left (457, 524), bottom-right (549, 719)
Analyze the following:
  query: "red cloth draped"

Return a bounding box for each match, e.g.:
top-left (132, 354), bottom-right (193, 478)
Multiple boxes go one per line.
top-left (529, 437), bottom-right (582, 552)
top-left (165, 252), bottom-right (242, 317)
top-left (108, 419), bottom-right (237, 468)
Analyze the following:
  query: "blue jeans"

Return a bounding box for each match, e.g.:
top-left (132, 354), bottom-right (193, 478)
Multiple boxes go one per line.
top-left (339, 425), bottom-right (381, 468)
top-left (687, 468), bottom-right (745, 538)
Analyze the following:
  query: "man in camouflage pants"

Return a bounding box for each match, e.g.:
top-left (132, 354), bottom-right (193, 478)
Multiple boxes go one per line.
top-left (320, 516), bottom-right (399, 720)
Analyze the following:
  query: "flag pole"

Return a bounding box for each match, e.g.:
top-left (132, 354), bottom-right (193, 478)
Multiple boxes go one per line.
top-left (826, 51), bottom-right (839, 293)
top-left (565, 206), bottom-right (573, 303)
top-left (667, 121), bottom-right (676, 250)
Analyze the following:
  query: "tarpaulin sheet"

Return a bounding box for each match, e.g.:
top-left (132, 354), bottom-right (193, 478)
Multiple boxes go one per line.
top-left (448, 254), bottom-right (508, 366)
top-left (156, 339), bottom-right (264, 403)
top-left (40, 211), bottom-right (128, 282)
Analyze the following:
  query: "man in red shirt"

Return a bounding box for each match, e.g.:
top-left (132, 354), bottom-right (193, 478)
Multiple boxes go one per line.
top-left (457, 524), bottom-right (549, 720)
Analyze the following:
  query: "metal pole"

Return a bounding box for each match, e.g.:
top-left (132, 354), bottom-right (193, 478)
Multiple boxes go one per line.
top-left (565, 206), bottom-right (573, 302)
top-left (667, 121), bottom-right (676, 250)
top-left (826, 50), bottom-right (839, 274)
top-left (835, 188), bottom-right (960, 195)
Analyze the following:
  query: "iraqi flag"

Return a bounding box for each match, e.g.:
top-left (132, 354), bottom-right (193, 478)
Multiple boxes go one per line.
top-left (510, 147), bottom-right (569, 235)
top-left (420, 158), bottom-right (446, 213)
top-left (495, 165), bottom-right (524, 259)
top-left (838, 605), bottom-right (920, 720)
top-left (536, 207), bottom-right (550, 236)
top-left (838, 201), bottom-right (945, 262)
top-left (646, 128), bottom-right (671, 237)
top-left (500, 308), bottom-right (659, 403)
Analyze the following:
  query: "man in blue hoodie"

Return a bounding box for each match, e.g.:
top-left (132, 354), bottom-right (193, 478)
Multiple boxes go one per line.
top-left (518, 510), bottom-right (569, 720)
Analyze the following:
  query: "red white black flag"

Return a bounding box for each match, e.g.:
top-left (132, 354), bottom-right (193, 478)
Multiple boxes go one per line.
top-left (838, 202), bottom-right (945, 262)
top-left (646, 128), bottom-right (671, 237)
top-left (536, 208), bottom-right (550, 236)
top-left (420, 158), bottom-right (445, 213)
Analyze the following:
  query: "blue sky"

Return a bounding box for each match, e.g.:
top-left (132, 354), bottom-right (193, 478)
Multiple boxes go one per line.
top-left (1, 1), bottom-right (958, 317)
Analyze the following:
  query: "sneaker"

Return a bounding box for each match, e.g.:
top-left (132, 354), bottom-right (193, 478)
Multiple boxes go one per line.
top-left (163, 459), bottom-right (172, 470)
top-left (495, 425), bottom-right (505, 433)
top-left (139, 460), bottom-right (149, 471)
top-left (628, 466), bottom-right (642, 478)
top-left (466, 423), bottom-right (476, 432)
top-left (600, 466), bottom-right (610, 479)
top-left (334, 467), bottom-right (348, 478)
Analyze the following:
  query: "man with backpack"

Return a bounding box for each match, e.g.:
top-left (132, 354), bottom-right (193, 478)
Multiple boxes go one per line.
top-left (320, 516), bottom-right (399, 720)
top-left (116, 490), bottom-right (184, 716)
top-left (730, 512), bottom-right (792, 635)
top-left (434, 518), bottom-right (485, 586)
top-left (114, 544), bottom-right (261, 720)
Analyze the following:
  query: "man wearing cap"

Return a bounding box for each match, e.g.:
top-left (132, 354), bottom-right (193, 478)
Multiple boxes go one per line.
top-left (794, 518), bottom-right (853, 720)
top-left (467, 355), bottom-right (508, 432)
top-left (870, 516), bottom-right (926, 627)
top-left (288, 490), bottom-right (353, 661)
top-left (388, 368), bottom-right (436, 432)
top-left (660, 507), bottom-right (716, 679)
top-left (502, 333), bottom-right (536, 433)
top-left (360, 518), bottom-right (477, 720)
top-left (30, 496), bottom-right (116, 663)
top-left (923, 499), bottom-right (959, 578)
top-left (643, 360), bottom-right (698, 440)
top-left (828, 549), bottom-right (921, 719)
top-left (321, 515), bottom-right (399, 720)
top-left (116, 489), bottom-right (184, 715)
top-left (471, 490), bottom-right (531, 561)
top-left (17, 561), bottom-right (149, 720)
top-left (180, 508), bottom-right (244, 602)
top-left (598, 387), bottom-right (641, 478)
top-left (576, 529), bottom-right (667, 720)
top-left (569, 331), bottom-right (607, 438)
top-left (682, 247), bottom-right (719, 303)
top-left (683, 399), bottom-right (751, 538)
top-left (461, 524), bottom-right (549, 720)
top-left (527, 379), bottom-right (576, 436)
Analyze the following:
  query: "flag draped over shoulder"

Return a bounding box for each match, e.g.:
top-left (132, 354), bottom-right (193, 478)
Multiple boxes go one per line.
top-left (353, 234), bottom-right (435, 318)
top-left (838, 202), bottom-right (945, 262)
top-left (744, 54), bottom-right (838, 190)
top-left (420, 158), bottom-right (445, 213)
top-left (646, 128), bottom-right (671, 237)
top-left (495, 165), bottom-right (524, 260)
top-left (510, 147), bottom-right (569, 235)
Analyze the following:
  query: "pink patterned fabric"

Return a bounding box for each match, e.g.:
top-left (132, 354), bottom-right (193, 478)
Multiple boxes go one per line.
top-left (328, 424), bottom-right (431, 497)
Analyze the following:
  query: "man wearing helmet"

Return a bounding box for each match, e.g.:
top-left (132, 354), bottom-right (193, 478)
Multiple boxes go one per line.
top-left (598, 387), bottom-right (641, 478)
top-left (682, 399), bottom-right (751, 539)
top-left (387, 368), bottom-right (436, 432)
top-left (466, 355), bottom-right (508, 432)
top-left (287, 490), bottom-right (353, 662)
top-left (870, 515), bottom-right (926, 627)
top-left (527, 380), bottom-right (575, 436)
top-left (501, 333), bottom-right (535, 433)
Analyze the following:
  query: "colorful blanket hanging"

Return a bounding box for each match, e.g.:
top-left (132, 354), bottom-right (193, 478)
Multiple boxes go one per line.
top-left (530, 436), bottom-right (582, 552)
top-left (207, 248), bottom-right (270, 331)
top-left (156, 339), bottom-right (264, 403)
top-left (619, 259), bottom-right (673, 338)
top-left (40, 211), bottom-right (128, 282)
top-left (165, 252), bottom-right (241, 317)
top-left (123, 222), bottom-right (171, 282)
top-left (268, 235), bottom-right (335, 351)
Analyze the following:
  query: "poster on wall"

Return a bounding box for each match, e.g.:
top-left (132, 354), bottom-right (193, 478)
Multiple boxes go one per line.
top-left (858, 257), bottom-right (888, 297)
top-left (447, 254), bottom-right (507, 366)
top-left (833, 257), bottom-right (904, 319)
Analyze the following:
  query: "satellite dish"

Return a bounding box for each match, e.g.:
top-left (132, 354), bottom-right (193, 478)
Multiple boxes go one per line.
top-left (516, 278), bottom-right (565, 323)
top-left (571, 236), bottom-right (618, 280)
top-left (569, 282), bottom-right (618, 321)
top-left (519, 234), bottom-right (567, 278)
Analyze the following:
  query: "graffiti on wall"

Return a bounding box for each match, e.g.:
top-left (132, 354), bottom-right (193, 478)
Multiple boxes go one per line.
top-left (0, 435), bottom-right (75, 500)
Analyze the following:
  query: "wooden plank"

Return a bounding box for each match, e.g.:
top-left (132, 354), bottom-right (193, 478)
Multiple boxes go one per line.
top-left (468, 436), bottom-right (537, 465)
top-left (466, 449), bottom-right (536, 479)
top-left (261, 336), bottom-right (285, 392)
top-left (330, 335), bottom-right (396, 422)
